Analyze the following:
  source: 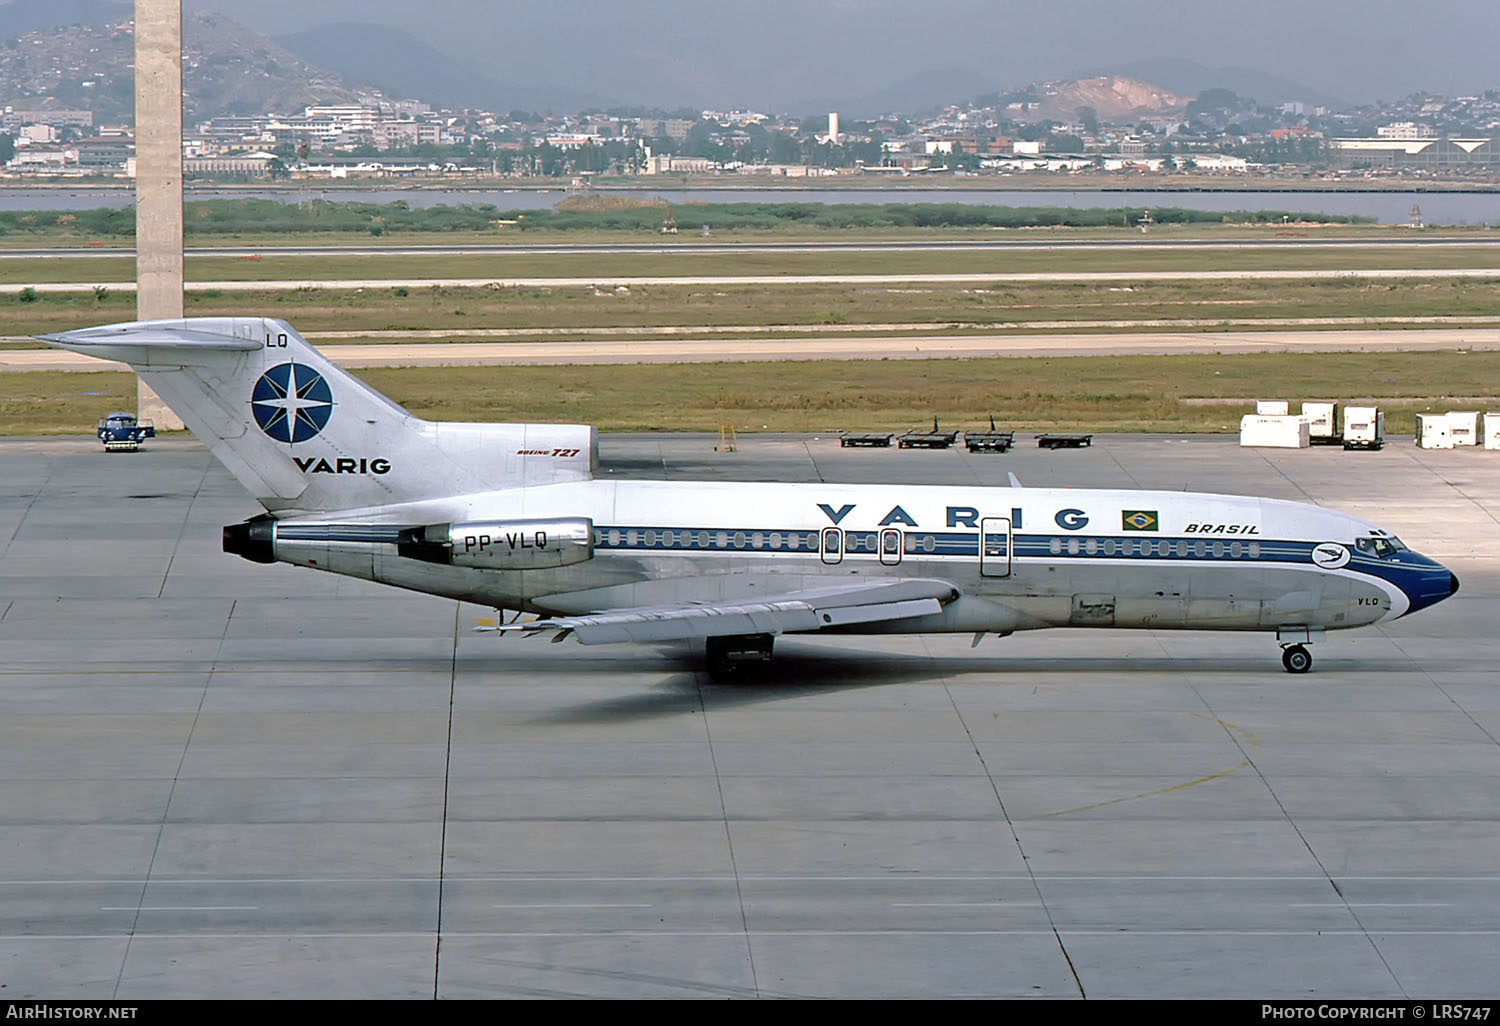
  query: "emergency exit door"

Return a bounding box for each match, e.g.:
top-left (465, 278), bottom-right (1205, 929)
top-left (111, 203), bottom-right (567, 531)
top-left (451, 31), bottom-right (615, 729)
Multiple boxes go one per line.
top-left (980, 517), bottom-right (1011, 577)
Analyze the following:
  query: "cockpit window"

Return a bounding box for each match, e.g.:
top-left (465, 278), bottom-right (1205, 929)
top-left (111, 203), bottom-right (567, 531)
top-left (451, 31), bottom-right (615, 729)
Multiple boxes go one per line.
top-left (1357, 535), bottom-right (1406, 558)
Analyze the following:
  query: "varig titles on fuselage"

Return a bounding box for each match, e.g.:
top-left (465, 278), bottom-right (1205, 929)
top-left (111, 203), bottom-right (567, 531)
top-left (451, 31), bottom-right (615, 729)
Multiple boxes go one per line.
top-left (813, 501), bottom-right (1256, 537)
top-left (818, 503), bottom-right (1027, 529)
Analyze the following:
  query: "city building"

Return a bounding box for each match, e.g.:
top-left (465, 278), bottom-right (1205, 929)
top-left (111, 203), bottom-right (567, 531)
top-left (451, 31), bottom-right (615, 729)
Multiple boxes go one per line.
top-left (1377, 122), bottom-right (1437, 140)
top-left (1, 108), bottom-right (93, 130)
top-left (1330, 137), bottom-right (1500, 170)
top-left (183, 151), bottom-right (280, 177)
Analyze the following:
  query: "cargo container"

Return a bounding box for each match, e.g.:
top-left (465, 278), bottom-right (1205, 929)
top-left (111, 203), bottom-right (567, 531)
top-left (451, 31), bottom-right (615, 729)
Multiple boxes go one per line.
top-left (1484, 413), bottom-right (1500, 450)
top-left (1341, 406), bottom-right (1384, 450)
top-left (1446, 411), bottom-right (1480, 446)
top-left (1256, 400), bottom-right (1290, 416)
top-left (1240, 415), bottom-right (1310, 448)
top-left (1301, 401), bottom-right (1339, 445)
top-left (1416, 414), bottom-right (1453, 449)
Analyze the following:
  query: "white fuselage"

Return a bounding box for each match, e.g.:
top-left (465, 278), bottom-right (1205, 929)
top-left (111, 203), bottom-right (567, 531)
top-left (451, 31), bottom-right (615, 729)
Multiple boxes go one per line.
top-left (267, 479), bottom-right (1452, 636)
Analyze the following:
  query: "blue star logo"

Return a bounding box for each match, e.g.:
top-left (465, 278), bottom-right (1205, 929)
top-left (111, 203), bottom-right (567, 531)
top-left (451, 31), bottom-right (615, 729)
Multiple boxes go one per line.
top-left (251, 362), bottom-right (333, 444)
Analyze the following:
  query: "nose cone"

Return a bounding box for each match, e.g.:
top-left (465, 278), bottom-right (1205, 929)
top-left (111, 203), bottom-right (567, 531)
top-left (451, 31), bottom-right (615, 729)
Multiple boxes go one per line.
top-left (1399, 556), bottom-right (1460, 617)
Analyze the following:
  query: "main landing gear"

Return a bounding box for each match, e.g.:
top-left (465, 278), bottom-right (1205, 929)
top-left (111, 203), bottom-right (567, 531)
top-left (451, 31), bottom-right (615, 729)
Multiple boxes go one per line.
top-left (706, 633), bottom-right (775, 680)
top-left (1280, 644), bottom-right (1313, 674)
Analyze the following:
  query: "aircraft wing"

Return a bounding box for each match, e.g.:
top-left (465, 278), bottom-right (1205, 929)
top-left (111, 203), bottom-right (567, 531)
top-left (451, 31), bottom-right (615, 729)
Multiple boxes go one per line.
top-left (499, 578), bottom-right (959, 645)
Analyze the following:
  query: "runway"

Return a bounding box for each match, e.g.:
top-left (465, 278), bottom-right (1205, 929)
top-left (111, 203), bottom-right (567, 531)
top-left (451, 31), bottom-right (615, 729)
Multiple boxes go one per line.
top-left (2, 432), bottom-right (1498, 998)
top-left (5, 235), bottom-right (1500, 259)
top-left (6, 266), bottom-right (1500, 296)
top-left (6, 327), bottom-right (1498, 372)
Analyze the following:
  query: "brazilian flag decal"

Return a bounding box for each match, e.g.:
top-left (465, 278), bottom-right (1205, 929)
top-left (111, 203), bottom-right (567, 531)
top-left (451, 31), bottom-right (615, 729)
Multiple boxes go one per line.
top-left (1122, 510), bottom-right (1159, 532)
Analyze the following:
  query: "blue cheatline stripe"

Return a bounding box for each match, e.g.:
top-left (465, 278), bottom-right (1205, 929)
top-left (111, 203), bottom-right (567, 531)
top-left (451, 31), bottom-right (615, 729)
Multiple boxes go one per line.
top-left (588, 525), bottom-right (1310, 565)
top-left (273, 522), bottom-right (1319, 565)
top-left (270, 521), bottom-right (1426, 586)
top-left (590, 527), bottom-right (1439, 602)
top-left (592, 526), bottom-right (825, 554)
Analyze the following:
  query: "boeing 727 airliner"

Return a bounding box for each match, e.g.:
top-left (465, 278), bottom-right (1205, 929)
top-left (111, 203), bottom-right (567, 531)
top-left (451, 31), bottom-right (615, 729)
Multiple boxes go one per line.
top-left (41, 317), bottom-right (1459, 676)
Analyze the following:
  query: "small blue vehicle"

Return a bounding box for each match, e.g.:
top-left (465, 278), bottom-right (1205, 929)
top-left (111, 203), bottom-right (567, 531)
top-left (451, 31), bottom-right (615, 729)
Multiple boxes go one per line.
top-left (97, 411), bottom-right (155, 452)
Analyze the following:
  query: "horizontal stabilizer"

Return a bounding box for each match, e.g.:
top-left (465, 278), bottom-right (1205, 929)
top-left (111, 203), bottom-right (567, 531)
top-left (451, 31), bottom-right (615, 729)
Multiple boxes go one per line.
top-left (38, 324), bottom-right (263, 365)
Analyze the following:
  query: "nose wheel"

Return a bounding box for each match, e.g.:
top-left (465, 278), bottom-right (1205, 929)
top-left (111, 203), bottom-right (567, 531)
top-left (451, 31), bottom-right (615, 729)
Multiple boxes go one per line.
top-left (1280, 644), bottom-right (1313, 674)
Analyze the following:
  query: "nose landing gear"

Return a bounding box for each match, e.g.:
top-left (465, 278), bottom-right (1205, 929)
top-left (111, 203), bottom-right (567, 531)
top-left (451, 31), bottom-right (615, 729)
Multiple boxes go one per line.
top-left (1276, 627), bottom-right (1323, 674)
top-left (1280, 644), bottom-right (1313, 674)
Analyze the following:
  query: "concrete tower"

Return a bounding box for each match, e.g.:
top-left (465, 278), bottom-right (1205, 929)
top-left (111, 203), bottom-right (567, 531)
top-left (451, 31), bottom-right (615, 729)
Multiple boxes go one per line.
top-left (133, 0), bottom-right (186, 430)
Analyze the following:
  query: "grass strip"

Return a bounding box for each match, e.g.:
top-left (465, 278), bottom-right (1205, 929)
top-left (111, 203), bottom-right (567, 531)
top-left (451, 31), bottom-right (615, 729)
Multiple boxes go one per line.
top-left (5, 350), bottom-right (1494, 435)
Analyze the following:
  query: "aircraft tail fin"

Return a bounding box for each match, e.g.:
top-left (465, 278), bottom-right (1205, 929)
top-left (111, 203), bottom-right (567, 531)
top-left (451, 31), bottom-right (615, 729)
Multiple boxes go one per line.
top-left (40, 317), bottom-right (596, 514)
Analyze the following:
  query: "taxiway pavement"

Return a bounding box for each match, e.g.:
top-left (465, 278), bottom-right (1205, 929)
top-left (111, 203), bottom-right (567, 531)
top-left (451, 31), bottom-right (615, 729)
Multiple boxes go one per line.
top-left (6, 266), bottom-right (1500, 298)
top-left (1, 432), bottom-right (1497, 998)
top-left (7, 327), bottom-right (1500, 373)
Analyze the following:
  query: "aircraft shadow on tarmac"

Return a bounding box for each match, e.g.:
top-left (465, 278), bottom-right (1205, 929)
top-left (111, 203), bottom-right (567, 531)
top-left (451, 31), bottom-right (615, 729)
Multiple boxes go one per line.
top-left (497, 642), bottom-right (1437, 727)
top-left (509, 645), bottom-right (986, 726)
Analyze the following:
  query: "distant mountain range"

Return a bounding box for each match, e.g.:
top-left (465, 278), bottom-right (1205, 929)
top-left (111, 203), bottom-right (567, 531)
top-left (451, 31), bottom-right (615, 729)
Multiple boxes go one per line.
top-left (1079, 58), bottom-right (1346, 109)
top-left (781, 57), bottom-right (1339, 120)
top-left (1012, 76), bottom-right (1191, 123)
top-left (0, 8), bottom-right (381, 121)
top-left (797, 68), bottom-right (998, 119)
top-left (0, 0), bottom-right (130, 38)
top-left (0, 2), bottom-right (1347, 121)
top-left (270, 22), bottom-right (609, 114)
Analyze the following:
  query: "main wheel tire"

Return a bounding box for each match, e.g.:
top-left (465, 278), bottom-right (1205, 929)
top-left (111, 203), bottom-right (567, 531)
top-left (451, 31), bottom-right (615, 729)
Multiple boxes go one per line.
top-left (705, 634), bottom-right (773, 681)
top-left (1281, 645), bottom-right (1313, 674)
top-left (707, 658), bottom-right (740, 681)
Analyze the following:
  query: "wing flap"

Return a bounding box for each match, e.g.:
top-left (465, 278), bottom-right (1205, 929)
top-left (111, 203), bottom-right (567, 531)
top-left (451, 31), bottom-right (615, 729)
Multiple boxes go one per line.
top-left (543, 600), bottom-right (822, 644)
top-left (501, 579), bottom-right (955, 645)
top-left (815, 597), bottom-right (942, 627)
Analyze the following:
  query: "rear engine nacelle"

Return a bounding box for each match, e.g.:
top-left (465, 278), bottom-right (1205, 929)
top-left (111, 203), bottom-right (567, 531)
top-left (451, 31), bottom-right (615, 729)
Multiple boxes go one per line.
top-left (397, 517), bottom-right (594, 570)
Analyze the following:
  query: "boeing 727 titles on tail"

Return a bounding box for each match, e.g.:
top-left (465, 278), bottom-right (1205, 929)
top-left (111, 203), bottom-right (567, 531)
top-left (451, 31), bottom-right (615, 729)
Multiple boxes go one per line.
top-left (41, 318), bottom-right (1459, 677)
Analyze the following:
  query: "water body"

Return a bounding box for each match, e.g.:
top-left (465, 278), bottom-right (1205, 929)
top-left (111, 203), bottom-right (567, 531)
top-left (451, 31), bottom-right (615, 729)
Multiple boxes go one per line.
top-left (2, 186), bottom-right (1498, 225)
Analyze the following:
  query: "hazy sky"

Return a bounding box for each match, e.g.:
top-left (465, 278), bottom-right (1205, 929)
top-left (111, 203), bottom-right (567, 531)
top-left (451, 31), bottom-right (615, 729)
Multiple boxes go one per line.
top-left (184, 0), bottom-right (1499, 109)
